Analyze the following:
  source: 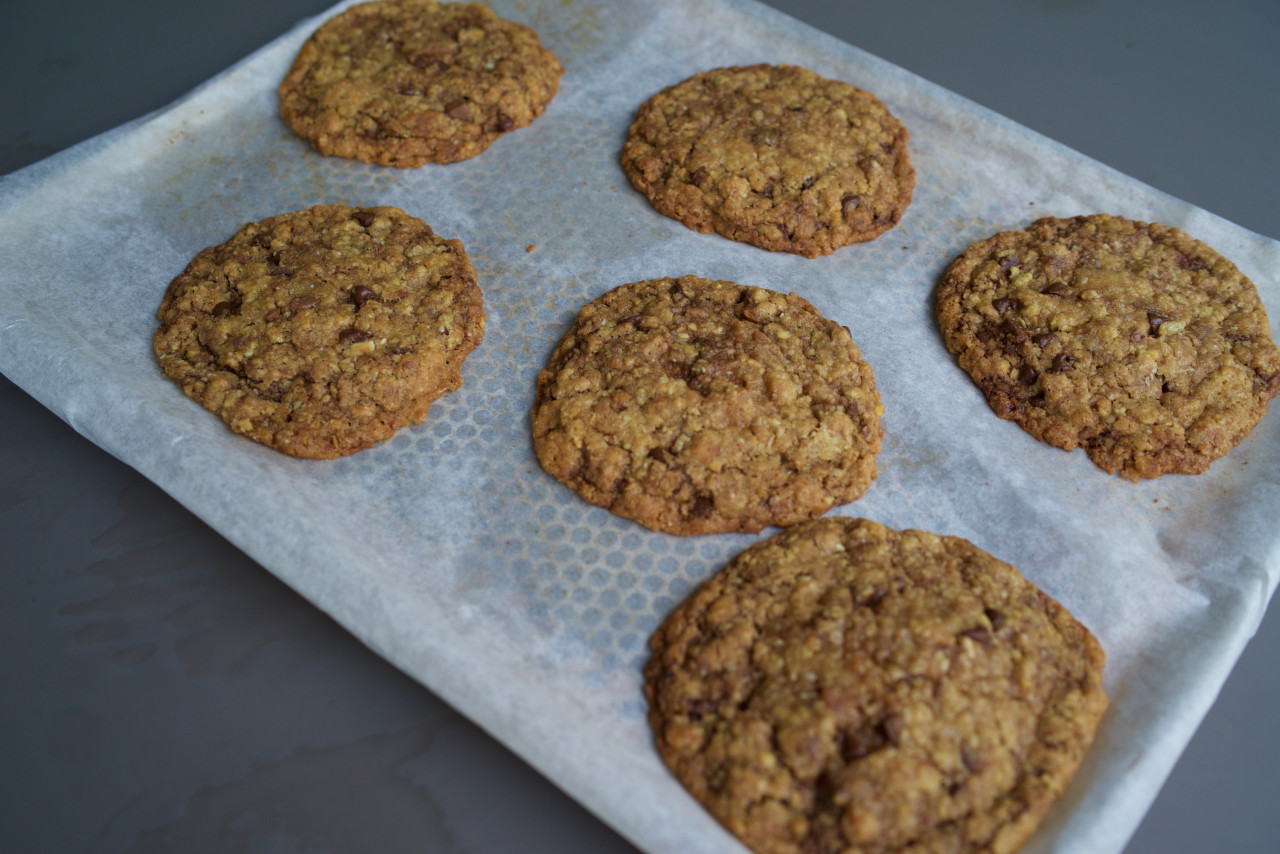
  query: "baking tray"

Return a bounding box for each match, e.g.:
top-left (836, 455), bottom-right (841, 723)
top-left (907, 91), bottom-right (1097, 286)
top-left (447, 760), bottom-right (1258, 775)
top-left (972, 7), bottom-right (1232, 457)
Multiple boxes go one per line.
top-left (1, 1), bottom-right (1278, 852)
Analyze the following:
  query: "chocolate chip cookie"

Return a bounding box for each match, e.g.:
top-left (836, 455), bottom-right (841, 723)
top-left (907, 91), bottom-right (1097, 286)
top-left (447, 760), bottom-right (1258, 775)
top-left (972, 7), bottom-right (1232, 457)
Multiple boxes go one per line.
top-left (278, 0), bottom-right (563, 166)
top-left (645, 517), bottom-right (1108, 854)
top-left (620, 64), bottom-right (914, 257)
top-left (154, 205), bottom-right (484, 458)
top-left (936, 214), bottom-right (1280, 480)
top-left (531, 275), bottom-right (883, 535)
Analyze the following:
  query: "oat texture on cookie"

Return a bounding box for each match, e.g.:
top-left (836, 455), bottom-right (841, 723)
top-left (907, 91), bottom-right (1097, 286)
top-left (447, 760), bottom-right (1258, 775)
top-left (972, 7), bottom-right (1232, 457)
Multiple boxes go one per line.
top-left (531, 275), bottom-right (883, 535)
top-left (936, 214), bottom-right (1280, 480)
top-left (644, 517), bottom-right (1108, 854)
top-left (154, 205), bottom-right (484, 458)
top-left (620, 64), bottom-right (915, 257)
top-left (278, 0), bottom-right (563, 166)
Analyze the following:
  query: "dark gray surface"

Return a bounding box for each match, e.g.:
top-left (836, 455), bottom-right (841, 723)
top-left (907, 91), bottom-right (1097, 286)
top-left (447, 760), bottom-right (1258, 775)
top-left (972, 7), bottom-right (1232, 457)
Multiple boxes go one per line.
top-left (2, 1), bottom-right (1277, 852)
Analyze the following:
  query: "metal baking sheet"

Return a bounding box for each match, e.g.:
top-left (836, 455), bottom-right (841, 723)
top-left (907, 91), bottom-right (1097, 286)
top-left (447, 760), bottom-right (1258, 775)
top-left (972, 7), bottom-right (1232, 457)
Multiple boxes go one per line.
top-left (1, 1), bottom-right (1278, 852)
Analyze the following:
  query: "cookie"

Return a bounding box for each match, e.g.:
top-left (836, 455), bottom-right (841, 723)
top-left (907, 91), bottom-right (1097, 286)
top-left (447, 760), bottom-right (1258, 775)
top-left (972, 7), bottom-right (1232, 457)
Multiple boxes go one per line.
top-left (154, 205), bottom-right (484, 458)
top-left (531, 275), bottom-right (883, 535)
top-left (644, 517), bottom-right (1108, 854)
top-left (278, 0), bottom-right (563, 166)
top-left (936, 214), bottom-right (1280, 480)
top-left (620, 64), bottom-right (914, 257)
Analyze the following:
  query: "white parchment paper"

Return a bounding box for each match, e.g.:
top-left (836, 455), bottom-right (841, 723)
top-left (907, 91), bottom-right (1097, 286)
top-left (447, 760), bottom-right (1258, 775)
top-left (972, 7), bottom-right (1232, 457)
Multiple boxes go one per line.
top-left (2, 1), bottom-right (1278, 852)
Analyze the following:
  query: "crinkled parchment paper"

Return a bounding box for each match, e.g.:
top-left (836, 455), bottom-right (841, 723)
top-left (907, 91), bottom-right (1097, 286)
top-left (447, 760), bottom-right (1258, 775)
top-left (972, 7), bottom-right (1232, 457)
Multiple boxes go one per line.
top-left (2, 1), bottom-right (1278, 852)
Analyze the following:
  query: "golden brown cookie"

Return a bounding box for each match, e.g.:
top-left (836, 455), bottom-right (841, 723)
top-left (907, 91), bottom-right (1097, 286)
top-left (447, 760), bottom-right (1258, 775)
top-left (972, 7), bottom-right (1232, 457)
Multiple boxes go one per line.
top-left (620, 64), bottom-right (914, 257)
top-left (645, 517), bottom-right (1108, 854)
top-left (531, 275), bottom-right (883, 535)
top-left (936, 214), bottom-right (1280, 480)
top-left (154, 205), bottom-right (484, 458)
top-left (278, 0), bottom-right (563, 167)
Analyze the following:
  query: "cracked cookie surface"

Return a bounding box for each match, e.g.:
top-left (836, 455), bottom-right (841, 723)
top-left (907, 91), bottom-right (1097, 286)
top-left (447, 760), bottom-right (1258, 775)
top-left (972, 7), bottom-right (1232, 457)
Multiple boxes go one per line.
top-left (531, 275), bottom-right (882, 535)
top-left (644, 517), bottom-right (1108, 854)
top-left (278, 0), bottom-right (563, 166)
top-left (154, 204), bottom-right (484, 458)
top-left (620, 64), bottom-right (914, 257)
top-left (936, 214), bottom-right (1280, 479)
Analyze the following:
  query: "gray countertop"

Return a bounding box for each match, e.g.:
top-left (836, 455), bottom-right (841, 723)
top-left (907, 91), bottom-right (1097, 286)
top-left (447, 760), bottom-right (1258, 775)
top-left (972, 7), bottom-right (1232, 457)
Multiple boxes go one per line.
top-left (2, 1), bottom-right (1277, 852)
